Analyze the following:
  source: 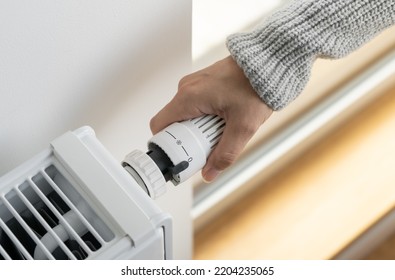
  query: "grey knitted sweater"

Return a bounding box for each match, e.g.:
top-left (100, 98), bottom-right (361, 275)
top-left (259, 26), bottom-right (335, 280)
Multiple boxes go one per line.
top-left (226, 0), bottom-right (395, 111)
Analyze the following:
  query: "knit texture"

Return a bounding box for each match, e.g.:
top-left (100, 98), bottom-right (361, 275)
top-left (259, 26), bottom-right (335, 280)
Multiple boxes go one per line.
top-left (226, 0), bottom-right (395, 110)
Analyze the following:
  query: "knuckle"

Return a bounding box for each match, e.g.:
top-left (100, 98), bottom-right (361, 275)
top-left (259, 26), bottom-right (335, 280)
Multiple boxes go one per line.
top-left (178, 77), bottom-right (187, 89)
top-left (178, 82), bottom-right (195, 95)
top-left (178, 74), bottom-right (193, 89)
top-left (177, 83), bottom-right (200, 104)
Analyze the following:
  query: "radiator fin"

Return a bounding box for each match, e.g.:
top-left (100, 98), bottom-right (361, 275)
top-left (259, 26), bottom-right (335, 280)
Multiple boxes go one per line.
top-left (0, 165), bottom-right (115, 260)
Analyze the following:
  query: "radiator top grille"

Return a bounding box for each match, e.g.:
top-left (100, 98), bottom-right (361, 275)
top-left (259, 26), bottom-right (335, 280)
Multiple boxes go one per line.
top-left (0, 164), bottom-right (115, 260)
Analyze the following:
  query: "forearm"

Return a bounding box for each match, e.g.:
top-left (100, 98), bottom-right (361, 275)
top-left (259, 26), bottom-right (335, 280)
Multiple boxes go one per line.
top-left (227, 0), bottom-right (395, 111)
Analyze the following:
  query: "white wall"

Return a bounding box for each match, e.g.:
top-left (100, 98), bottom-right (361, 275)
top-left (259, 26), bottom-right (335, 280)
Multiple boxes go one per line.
top-left (192, 0), bottom-right (286, 71)
top-left (0, 0), bottom-right (192, 259)
top-left (193, 0), bottom-right (283, 61)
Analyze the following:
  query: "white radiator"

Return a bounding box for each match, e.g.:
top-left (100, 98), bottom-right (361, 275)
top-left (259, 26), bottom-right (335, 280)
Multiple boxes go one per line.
top-left (0, 127), bottom-right (172, 260)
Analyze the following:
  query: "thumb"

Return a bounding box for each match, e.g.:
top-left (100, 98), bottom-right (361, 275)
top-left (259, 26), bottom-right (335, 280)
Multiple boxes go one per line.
top-left (201, 117), bottom-right (259, 182)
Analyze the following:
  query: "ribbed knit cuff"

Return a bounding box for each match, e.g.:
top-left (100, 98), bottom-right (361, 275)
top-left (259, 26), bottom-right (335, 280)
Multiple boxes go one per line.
top-left (226, 0), bottom-right (395, 111)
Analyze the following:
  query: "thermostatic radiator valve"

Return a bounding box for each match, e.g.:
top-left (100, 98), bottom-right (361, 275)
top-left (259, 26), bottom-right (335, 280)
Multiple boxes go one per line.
top-left (123, 115), bottom-right (225, 199)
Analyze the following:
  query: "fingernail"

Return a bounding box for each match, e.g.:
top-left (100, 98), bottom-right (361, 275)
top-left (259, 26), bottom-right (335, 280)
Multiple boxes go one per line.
top-left (202, 168), bottom-right (221, 183)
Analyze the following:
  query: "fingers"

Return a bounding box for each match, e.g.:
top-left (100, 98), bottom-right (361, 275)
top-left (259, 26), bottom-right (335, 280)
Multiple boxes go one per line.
top-left (150, 73), bottom-right (211, 134)
top-left (150, 90), bottom-right (202, 134)
top-left (150, 58), bottom-right (231, 134)
top-left (150, 99), bottom-right (190, 134)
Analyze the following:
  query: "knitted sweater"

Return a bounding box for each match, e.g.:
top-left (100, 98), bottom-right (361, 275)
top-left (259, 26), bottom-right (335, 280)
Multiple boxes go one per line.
top-left (226, 0), bottom-right (395, 111)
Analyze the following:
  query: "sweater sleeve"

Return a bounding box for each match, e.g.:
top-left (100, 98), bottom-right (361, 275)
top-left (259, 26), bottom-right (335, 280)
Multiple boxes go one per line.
top-left (226, 0), bottom-right (395, 111)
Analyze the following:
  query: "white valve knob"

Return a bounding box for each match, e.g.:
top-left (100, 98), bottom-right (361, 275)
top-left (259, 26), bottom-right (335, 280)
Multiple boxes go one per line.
top-left (149, 115), bottom-right (225, 184)
top-left (123, 115), bottom-right (225, 198)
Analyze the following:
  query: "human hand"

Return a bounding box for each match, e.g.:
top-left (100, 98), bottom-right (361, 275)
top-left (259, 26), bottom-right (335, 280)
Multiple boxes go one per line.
top-left (150, 56), bottom-right (273, 182)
